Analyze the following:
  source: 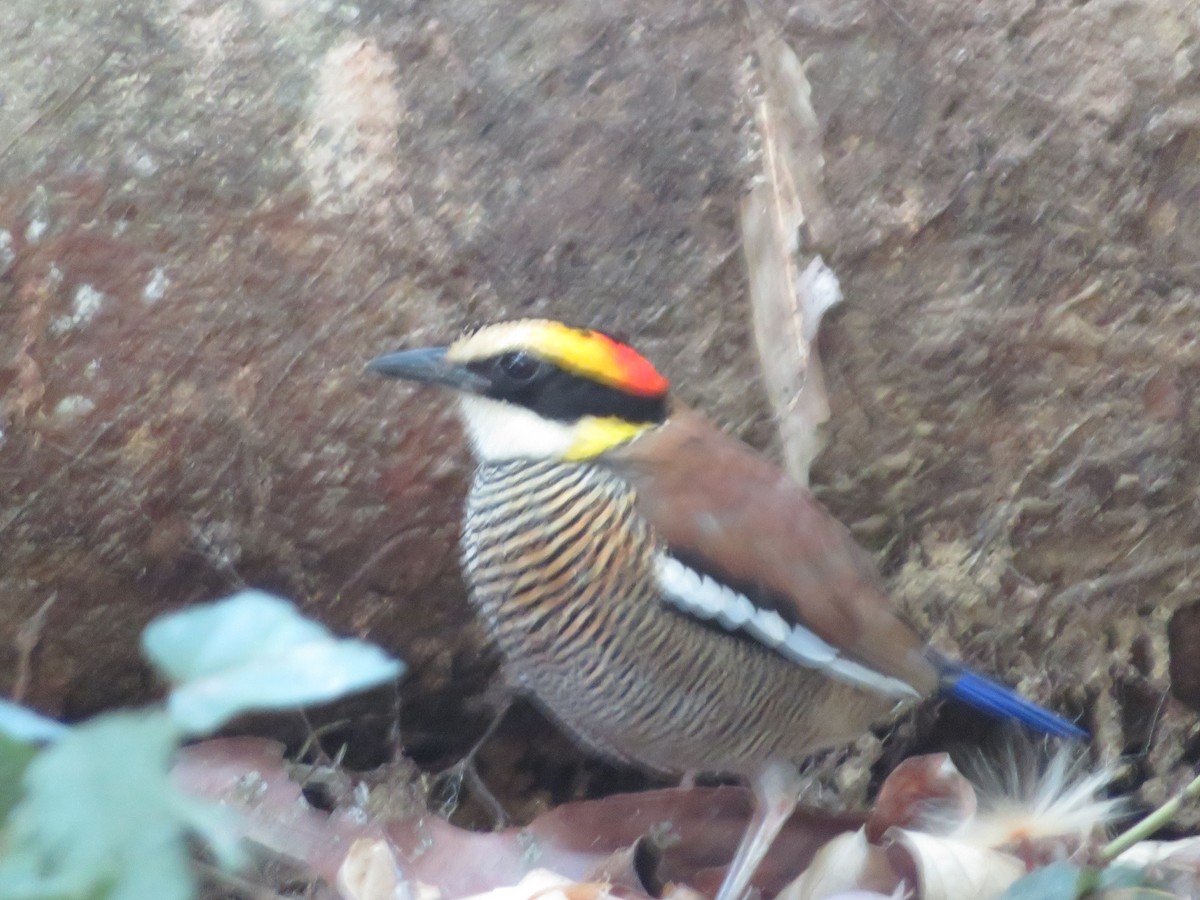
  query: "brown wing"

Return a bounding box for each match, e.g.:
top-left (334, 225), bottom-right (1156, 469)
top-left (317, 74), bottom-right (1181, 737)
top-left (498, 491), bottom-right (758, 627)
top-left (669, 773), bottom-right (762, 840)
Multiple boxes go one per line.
top-left (604, 409), bottom-right (938, 694)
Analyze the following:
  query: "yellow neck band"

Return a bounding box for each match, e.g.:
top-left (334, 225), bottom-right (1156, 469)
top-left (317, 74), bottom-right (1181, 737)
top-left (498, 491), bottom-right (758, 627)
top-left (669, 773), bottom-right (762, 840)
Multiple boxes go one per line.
top-left (565, 417), bottom-right (652, 460)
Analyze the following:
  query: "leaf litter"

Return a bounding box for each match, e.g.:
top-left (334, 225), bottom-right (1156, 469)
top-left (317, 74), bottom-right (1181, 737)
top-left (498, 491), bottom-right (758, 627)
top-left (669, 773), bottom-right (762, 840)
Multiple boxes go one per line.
top-left (171, 736), bottom-right (1197, 900)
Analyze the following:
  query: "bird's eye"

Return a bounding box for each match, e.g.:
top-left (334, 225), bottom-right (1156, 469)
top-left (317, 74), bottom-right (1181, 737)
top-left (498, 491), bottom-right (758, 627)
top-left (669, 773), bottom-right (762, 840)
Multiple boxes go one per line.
top-left (496, 351), bottom-right (542, 382)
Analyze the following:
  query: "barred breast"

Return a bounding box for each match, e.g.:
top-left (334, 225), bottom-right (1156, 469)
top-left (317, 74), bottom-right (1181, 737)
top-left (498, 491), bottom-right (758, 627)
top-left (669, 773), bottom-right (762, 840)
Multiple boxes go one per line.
top-left (461, 459), bottom-right (893, 776)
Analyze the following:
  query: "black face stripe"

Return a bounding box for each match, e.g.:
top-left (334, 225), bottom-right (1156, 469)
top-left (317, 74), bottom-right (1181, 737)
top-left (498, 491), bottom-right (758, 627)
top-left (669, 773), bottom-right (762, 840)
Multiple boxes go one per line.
top-left (466, 355), bottom-right (668, 424)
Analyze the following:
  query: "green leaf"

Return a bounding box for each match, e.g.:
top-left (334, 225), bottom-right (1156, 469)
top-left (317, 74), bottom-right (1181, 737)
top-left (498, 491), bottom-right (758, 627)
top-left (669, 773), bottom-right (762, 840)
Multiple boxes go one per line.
top-left (0, 701), bottom-right (67, 744)
top-left (999, 861), bottom-right (1085, 900)
top-left (141, 590), bottom-right (404, 734)
top-left (0, 735), bottom-right (39, 822)
top-left (0, 703), bottom-right (65, 830)
top-left (170, 796), bottom-right (243, 871)
top-left (0, 712), bottom-right (200, 900)
top-left (1096, 864), bottom-right (1153, 890)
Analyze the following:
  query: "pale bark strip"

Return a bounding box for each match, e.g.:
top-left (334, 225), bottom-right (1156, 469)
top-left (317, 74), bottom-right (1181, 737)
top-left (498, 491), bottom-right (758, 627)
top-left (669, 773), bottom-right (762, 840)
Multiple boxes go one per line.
top-left (740, 12), bottom-right (841, 485)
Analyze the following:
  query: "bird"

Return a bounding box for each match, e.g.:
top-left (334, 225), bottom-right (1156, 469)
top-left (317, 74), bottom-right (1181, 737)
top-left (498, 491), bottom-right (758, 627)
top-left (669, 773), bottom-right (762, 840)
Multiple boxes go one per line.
top-left (368, 319), bottom-right (1086, 900)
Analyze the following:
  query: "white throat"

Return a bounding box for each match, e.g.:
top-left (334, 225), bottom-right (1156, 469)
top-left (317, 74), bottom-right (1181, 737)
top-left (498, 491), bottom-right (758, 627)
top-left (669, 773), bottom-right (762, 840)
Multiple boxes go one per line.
top-left (457, 395), bottom-right (578, 462)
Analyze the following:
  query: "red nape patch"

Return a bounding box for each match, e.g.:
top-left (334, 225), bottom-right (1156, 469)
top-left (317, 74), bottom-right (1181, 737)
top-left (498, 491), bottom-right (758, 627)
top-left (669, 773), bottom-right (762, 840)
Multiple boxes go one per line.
top-left (605, 335), bottom-right (670, 397)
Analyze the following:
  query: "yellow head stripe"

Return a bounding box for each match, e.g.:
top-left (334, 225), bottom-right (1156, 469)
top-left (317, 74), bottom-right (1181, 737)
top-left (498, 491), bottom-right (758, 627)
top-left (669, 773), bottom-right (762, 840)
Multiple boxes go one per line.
top-left (448, 320), bottom-right (669, 397)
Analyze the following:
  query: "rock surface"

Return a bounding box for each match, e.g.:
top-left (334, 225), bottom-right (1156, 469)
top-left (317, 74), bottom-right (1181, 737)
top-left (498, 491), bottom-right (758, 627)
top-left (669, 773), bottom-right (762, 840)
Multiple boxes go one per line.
top-left (2, 0), bottom-right (1198, 818)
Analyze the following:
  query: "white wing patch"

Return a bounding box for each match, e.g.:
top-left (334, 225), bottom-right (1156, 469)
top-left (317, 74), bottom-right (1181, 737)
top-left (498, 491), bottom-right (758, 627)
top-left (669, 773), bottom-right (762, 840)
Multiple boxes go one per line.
top-left (654, 554), bottom-right (918, 698)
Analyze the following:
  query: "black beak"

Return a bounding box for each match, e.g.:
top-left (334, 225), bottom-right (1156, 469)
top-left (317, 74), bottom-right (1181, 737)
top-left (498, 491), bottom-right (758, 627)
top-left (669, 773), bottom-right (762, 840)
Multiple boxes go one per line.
top-left (367, 347), bottom-right (490, 393)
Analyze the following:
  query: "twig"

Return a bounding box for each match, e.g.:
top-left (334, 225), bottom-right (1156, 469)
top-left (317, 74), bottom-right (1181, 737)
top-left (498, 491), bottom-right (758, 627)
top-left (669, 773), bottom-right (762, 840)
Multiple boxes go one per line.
top-left (432, 696), bottom-right (513, 828)
top-left (965, 417), bottom-right (1097, 575)
top-left (12, 593), bottom-right (57, 703)
top-left (193, 859), bottom-right (295, 900)
top-left (336, 531), bottom-right (409, 599)
top-left (296, 712), bottom-right (353, 766)
top-left (1100, 770), bottom-right (1200, 862)
top-left (1049, 548), bottom-right (1200, 612)
top-left (872, 0), bottom-right (922, 40)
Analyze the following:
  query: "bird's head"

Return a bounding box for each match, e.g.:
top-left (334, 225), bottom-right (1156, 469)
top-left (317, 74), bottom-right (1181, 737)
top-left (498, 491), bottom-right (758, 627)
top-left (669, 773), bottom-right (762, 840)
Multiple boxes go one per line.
top-left (369, 319), bottom-right (670, 462)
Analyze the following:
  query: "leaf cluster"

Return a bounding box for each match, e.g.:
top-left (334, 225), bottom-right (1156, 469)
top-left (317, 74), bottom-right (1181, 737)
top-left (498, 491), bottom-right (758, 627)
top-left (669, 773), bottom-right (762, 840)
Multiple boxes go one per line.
top-left (0, 591), bottom-right (404, 900)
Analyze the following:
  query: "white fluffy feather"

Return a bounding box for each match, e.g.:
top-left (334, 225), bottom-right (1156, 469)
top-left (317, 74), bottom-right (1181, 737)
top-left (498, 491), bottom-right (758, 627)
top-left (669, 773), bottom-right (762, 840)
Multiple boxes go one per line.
top-left (958, 745), bottom-right (1126, 849)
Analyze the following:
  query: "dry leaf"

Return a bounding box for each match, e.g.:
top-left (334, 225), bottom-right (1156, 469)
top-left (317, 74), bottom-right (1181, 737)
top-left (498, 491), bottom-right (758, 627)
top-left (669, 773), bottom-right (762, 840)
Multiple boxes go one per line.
top-left (338, 838), bottom-right (429, 900)
top-left (777, 828), bottom-right (900, 900)
top-left (172, 738), bottom-right (862, 898)
top-left (1113, 836), bottom-right (1200, 897)
top-left (458, 870), bottom-right (595, 900)
top-left (885, 830), bottom-right (1025, 900)
top-left (866, 754), bottom-right (977, 843)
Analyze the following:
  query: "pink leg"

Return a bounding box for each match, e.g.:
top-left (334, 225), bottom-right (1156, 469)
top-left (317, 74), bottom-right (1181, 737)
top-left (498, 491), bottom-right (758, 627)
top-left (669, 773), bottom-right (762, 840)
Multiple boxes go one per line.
top-left (715, 760), bottom-right (802, 900)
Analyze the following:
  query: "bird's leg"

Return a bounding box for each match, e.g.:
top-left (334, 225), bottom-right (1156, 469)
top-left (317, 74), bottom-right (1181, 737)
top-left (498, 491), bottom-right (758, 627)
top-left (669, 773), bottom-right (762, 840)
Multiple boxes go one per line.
top-left (715, 760), bottom-right (802, 900)
top-left (433, 693), bottom-right (513, 827)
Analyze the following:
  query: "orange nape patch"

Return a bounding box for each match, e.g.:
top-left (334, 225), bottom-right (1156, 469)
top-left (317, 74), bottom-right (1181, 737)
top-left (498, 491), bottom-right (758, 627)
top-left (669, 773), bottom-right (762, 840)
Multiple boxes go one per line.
top-left (450, 320), bottom-right (670, 397)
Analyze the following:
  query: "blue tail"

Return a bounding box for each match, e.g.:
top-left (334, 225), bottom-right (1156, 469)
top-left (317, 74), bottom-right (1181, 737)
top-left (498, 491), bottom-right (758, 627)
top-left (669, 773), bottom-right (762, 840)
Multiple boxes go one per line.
top-left (941, 666), bottom-right (1088, 740)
